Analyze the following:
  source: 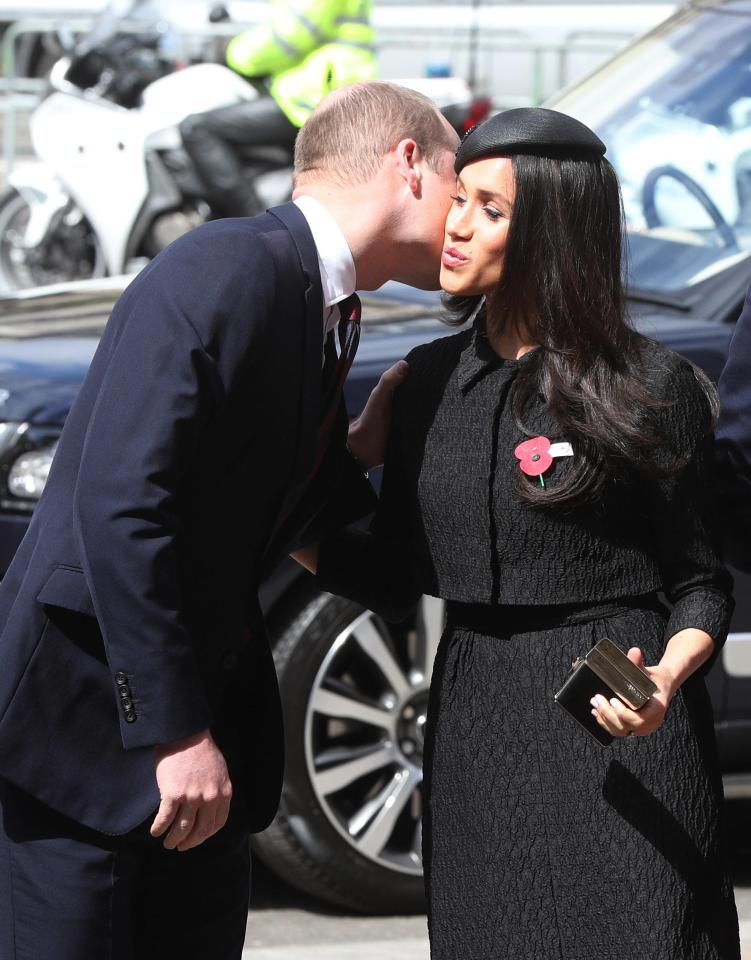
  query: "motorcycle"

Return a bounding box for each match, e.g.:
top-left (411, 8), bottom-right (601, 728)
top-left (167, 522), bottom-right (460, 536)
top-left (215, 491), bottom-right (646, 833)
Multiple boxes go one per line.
top-left (1, 14), bottom-right (489, 291)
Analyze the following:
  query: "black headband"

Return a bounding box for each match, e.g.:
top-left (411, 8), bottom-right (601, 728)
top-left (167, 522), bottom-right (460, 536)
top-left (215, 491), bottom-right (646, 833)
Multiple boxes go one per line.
top-left (455, 107), bottom-right (606, 173)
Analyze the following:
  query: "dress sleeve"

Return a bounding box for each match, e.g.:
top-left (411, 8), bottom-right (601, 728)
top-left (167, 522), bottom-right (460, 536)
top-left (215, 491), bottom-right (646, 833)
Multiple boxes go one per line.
top-left (645, 358), bottom-right (734, 663)
top-left (316, 385), bottom-right (424, 622)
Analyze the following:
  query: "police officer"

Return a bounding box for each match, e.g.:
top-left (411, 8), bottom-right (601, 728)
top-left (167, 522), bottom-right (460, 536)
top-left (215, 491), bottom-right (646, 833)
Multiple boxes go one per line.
top-left (180, 0), bottom-right (376, 217)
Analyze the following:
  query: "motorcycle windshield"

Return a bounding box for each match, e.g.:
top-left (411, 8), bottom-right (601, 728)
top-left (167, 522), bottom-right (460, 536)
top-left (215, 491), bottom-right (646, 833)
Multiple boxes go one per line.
top-left (75, 0), bottom-right (169, 56)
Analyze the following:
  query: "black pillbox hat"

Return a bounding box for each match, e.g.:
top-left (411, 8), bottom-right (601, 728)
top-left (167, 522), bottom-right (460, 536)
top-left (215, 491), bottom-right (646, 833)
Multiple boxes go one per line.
top-left (455, 106), bottom-right (606, 174)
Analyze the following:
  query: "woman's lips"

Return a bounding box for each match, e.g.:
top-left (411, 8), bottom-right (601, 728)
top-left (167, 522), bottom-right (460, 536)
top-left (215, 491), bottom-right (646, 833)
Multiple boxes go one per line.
top-left (442, 246), bottom-right (469, 268)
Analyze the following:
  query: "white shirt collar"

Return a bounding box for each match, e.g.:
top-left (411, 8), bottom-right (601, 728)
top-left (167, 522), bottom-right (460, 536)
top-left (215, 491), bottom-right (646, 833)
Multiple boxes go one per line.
top-left (293, 195), bottom-right (356, 318)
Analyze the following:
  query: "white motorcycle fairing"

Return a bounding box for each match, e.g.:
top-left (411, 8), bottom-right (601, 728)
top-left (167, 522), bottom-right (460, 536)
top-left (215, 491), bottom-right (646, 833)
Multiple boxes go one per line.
top-left (140, 63), bottom-right (255, 151)
top-left (29, 64), bottom-right (258, 275)
top-left (30, 92), bottom-right (148, 275)
top-left (7, 164), bottom-right (69, 249)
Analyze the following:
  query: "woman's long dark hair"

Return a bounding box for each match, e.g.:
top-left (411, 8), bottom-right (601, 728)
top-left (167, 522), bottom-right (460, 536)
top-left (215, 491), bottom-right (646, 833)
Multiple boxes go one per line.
top-left (445, 151), bottom-right (715, 510)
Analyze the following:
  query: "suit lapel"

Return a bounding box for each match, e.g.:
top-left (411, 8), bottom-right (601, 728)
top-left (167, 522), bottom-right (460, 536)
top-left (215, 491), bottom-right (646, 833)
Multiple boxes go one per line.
top-left (263, 202), bottom-right (324, 556)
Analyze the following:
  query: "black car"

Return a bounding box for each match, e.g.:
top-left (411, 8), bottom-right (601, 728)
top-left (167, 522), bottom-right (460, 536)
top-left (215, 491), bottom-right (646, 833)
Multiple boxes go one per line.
top-left (2, 0), bottom-right (751, 914)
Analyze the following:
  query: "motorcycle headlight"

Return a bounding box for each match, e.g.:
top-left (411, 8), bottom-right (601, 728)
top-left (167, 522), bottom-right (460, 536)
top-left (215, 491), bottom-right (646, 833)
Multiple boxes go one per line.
top-left (8, 442), bottom-right (57, 500)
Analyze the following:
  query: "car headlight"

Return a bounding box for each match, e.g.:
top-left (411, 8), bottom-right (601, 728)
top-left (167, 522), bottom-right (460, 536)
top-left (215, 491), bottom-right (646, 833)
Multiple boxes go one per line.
top-left (8, 443), bottom-right (57, 500)
top-left (0, 421), bottom-right (28, 455)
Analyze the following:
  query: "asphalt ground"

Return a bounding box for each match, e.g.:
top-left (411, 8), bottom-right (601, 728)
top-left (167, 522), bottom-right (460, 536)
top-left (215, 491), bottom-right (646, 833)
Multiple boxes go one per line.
top-left (244, 798), bottom-right (751, 959)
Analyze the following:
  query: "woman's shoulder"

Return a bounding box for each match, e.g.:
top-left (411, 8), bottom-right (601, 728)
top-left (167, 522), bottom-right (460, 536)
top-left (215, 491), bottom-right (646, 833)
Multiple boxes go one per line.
top-left (392, 328), bottom-right (471, 420)
top-left (403, 327), bottom-right (472, 374)
top-left (638, 337), bottom-right (714, 404)
top-left (637, 336), bottom-right (718, 455)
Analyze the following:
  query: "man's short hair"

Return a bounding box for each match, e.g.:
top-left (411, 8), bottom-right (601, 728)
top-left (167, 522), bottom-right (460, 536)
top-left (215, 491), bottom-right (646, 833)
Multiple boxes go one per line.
top-left (294, 81), bottom-right (456, 185)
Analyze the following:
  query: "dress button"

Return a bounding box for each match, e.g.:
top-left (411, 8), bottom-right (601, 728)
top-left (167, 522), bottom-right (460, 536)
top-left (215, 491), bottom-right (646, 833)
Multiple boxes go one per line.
top-left (115, 672), bottom-right (127, 685)
top-left (222, 653), bottom-right (239, 671)
top-left (125, 710), bottom-right (137, 723)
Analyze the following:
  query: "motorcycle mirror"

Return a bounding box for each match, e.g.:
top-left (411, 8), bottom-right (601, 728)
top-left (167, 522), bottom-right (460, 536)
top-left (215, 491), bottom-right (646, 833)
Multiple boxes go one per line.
top-left (209, 4), bottom-right (231, 22)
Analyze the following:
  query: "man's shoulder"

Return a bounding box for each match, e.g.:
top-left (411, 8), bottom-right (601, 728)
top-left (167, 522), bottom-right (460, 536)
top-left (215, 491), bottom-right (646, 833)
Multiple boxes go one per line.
top-left (107, 213), bottom-right (310, 354)
top-left (126, 213), bottom-right (305, 304)
top-left (174, 213), bottom-right (296, 264)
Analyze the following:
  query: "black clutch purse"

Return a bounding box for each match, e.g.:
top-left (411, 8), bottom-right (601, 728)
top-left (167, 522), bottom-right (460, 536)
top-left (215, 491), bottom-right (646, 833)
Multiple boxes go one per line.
top-left (554, 637), bottom-right (657, 747)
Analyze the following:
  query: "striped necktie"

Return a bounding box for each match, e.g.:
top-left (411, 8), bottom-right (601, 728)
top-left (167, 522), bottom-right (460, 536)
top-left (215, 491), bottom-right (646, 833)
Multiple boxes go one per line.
top-left (314, 293), bottom-right (361, 475)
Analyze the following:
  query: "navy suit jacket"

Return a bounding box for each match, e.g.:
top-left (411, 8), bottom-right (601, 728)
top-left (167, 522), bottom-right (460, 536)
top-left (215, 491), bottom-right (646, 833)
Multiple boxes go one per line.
top-left (717, 284), bottom-right (751, 572)
top-left (0, 204), bottom-right (376, 835)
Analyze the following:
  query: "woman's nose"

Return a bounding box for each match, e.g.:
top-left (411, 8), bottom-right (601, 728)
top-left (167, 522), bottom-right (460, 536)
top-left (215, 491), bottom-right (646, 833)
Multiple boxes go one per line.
top-left (446, 206), bottom-right (472, 240)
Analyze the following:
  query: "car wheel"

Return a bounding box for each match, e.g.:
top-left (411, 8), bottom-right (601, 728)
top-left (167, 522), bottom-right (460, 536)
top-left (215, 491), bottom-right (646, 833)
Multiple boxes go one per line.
top-left (252, 583), bottom-right (444, 913)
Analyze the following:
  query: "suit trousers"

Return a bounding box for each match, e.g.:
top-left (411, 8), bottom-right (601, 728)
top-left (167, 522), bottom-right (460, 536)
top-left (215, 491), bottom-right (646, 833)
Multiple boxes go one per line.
top-left (0, 779), bottom-right (250, 960)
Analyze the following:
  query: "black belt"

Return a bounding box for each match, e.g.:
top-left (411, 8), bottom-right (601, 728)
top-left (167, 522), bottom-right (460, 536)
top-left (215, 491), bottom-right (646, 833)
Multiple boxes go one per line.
top-left (445, 592), bottom-right (667, 637)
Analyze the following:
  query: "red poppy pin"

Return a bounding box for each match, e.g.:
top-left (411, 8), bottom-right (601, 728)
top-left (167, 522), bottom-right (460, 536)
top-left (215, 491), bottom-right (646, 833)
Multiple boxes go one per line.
top-left (514, 436), bottom-right (573, 488)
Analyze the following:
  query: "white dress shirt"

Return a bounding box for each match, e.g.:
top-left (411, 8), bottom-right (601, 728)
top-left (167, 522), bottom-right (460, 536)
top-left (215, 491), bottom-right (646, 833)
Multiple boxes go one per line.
top-left (293, 195), bottom-right (356, 339)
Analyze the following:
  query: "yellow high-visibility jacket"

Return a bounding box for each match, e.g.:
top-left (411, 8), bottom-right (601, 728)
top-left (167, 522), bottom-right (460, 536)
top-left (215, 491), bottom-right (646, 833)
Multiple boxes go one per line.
top-left (226, 0), bottom-right (376, 127)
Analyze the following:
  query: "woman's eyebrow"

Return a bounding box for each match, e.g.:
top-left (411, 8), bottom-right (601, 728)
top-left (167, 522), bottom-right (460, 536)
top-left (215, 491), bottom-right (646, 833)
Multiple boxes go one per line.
top-left (457, 177), bottom-right (512, 207)
top-left (476, 188), bottom-right (510, 206)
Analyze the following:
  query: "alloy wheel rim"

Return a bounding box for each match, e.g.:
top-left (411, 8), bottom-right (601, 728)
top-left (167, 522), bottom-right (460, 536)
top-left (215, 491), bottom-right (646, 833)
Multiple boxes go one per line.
top-left (304, 596), bottom-right (444, 875)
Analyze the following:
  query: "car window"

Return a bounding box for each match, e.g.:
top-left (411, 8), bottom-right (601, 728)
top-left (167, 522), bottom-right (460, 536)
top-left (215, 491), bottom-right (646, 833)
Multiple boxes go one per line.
top-left (553, 5), bottom-right (751, 295)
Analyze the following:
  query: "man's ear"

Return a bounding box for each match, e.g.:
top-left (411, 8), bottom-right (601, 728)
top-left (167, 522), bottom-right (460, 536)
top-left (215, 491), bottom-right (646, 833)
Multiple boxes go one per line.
top-left (394, 138), bottom-right (423, 198)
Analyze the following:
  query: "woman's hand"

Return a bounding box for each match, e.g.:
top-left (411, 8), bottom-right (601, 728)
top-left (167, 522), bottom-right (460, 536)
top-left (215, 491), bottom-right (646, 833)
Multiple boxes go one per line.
top-left (590, 647), bottom-right (678, 738)
top-left (591, 628), bottom-right (715, 738)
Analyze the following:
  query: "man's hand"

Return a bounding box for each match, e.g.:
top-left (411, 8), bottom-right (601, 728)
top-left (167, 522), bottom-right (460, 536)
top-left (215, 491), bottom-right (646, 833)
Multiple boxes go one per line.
top-left (347, 360), bottom-right (409, 471)
top-left (150, 728), bottom-right (233, 852)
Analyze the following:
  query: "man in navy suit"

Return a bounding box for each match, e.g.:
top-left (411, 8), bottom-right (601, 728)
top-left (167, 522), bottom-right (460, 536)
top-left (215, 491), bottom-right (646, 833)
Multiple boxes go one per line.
top-left (718, 285), bottom-right (751, 573)
top-left (0, 81), bottom-right (459, 959)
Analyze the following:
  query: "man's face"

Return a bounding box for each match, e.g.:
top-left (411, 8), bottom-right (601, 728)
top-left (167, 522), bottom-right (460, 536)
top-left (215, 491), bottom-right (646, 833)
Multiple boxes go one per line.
top-left (397, 142), bottom-right (459, 290)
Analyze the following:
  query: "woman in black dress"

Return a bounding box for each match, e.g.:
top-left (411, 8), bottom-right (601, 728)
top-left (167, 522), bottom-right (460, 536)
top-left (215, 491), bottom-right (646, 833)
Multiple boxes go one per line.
top-left (296, 108), bottom-right (740, 958)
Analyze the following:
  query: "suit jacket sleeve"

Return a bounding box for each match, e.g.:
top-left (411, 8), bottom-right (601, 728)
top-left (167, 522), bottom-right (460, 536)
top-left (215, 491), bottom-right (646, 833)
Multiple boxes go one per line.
top-left (288, 405), bottom-right (378, 552)
top-left (646, 358), bottom-right (734, 672)
top-left (717, 285), bottom-right (751, 572)
top-left (72, 247), bottom-right (270, 751)
top-left (316, 384), bottom-right (425, 622)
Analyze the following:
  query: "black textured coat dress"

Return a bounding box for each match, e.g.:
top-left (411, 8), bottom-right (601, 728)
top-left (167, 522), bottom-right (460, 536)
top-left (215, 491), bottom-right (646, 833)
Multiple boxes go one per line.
top-left (317, 321), bottom-right (739, 959)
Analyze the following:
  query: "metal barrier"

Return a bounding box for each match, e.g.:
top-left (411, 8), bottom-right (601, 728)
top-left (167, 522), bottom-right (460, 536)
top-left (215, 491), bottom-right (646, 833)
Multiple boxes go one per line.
top-left (0, 14), bottom-right (633, 179)
top-left (557, 30), bottom-right (634, 89)
top-left (375, 27), bottom-right (630, 106)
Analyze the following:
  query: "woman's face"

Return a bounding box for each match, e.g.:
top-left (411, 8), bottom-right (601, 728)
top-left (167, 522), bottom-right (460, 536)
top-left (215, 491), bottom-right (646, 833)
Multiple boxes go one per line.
top-left (440, 157), bottom-right (515, 297)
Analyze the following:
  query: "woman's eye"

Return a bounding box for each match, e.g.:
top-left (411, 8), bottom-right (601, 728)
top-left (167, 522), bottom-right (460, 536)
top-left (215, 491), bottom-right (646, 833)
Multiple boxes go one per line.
top-left (450, 194), bottom-right (466, 205)
top-left (483, 206), bottom-right (503, 221)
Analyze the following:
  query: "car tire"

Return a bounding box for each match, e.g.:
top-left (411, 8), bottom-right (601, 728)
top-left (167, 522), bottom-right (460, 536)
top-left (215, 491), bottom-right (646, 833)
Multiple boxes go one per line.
top-left (253, 581), bottom-right (442, 913)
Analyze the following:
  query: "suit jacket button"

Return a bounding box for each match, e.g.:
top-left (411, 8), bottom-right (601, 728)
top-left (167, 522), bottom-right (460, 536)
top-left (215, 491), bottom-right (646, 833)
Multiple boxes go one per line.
top-left (121, 698), bottom-right (133, 710)
top-left (222, 653), bottom-right (239, 671)
top-left (118, 686), bottom-right (130, 699)
top-left (125, 710), bottom-right (137, 723)
top-left (115, 672), bottom-right (127, 686)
